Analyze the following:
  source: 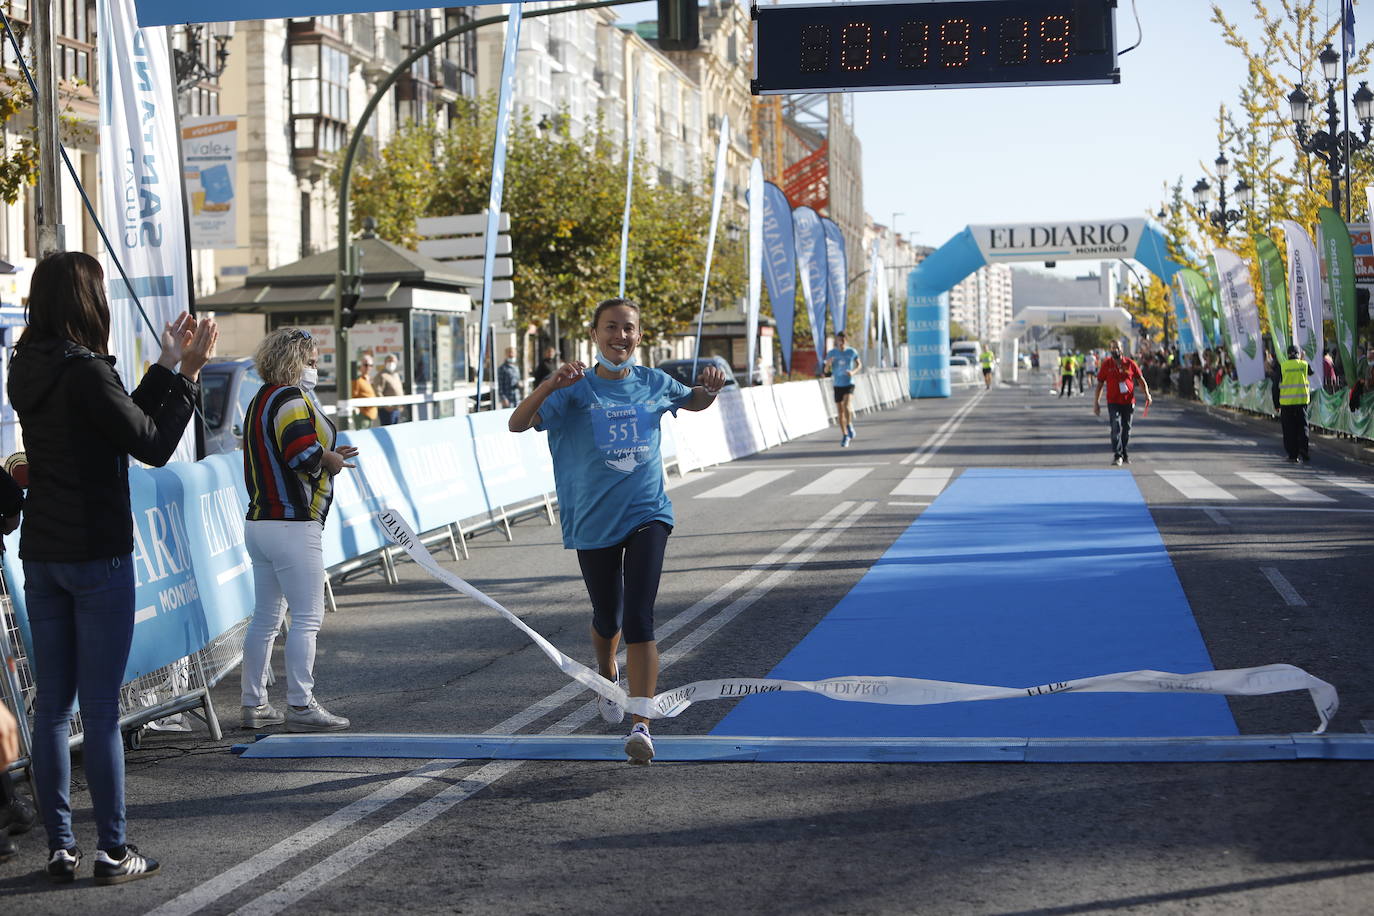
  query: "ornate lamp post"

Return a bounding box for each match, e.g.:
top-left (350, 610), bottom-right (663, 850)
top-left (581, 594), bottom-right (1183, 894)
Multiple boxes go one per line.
top-left (172, 23), bottom-right (234, 96)
top-left (1191, 153), bottom-right (1252, 235)
top-left (1288, 43), bottom-right (1374, 217)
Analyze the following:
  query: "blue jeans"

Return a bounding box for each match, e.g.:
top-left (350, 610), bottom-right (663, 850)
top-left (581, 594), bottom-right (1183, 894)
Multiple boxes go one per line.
top-left (24, 554), bottom-right (135, 852)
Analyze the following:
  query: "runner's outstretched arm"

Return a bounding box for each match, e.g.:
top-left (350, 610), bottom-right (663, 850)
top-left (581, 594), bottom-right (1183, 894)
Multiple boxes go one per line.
top-left (509, 361), bottom-right (586, 432)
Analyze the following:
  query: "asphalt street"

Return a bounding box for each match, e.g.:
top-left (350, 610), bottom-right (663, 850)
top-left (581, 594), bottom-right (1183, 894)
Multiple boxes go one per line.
top-left (3, 371), bottom-right (1372, 915)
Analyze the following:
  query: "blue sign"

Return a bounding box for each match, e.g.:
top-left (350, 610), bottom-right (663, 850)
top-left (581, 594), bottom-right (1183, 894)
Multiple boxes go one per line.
top-left (759, 182), bottom-right (797, 372)
top-left (908, 293), bottom-right (951, 399)
top-left (135, 0), bottom-right (505, 26)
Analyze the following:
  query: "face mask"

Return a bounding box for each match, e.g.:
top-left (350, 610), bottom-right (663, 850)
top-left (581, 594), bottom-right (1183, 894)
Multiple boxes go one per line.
top-left (385, 362), bottom-right (396, 372)
top-left (299, 367), bottom-right (318, 391)
top-left (594, 351), bottom-right (637, 371)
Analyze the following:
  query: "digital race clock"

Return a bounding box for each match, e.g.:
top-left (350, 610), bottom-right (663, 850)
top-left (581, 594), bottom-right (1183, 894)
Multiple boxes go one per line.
top-left (752, 0), bottom-right (1118, 95)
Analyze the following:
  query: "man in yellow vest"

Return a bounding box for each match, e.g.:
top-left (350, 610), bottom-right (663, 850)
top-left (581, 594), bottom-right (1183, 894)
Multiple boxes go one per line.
top-left (979, 347), bottom-right (996, 390)
top-left (1277, 344), bottom-right (1313, 463)
top-left (1058, 352), bottom-right (1076, 397)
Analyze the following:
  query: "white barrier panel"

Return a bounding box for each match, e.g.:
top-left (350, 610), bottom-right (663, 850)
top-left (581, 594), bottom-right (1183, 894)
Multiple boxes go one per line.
top-left (378, 510), bottom-right (1338, 732)
top-left (745, 386), bottom-right (786, 449)
top-left (773, 380), bottom-right (832, 440)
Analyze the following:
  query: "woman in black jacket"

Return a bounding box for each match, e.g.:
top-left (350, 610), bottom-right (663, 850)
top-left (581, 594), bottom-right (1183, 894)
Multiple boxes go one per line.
top-left (7, 250), bottom-right (216, 885)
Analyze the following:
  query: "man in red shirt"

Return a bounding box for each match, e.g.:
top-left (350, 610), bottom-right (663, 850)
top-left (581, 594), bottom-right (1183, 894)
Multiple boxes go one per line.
top-left (1093, 342), bottom-right (1152, 466)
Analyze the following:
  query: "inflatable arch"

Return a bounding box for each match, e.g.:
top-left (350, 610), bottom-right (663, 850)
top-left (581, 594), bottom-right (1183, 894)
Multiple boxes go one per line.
top-left (907, 218), bottom-right (1184, 398)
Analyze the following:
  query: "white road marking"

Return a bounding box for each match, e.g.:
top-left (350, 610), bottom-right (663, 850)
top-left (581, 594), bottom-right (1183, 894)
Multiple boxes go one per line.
top-left (1155, 505), bottom-right (1374, 515)
top-left (225, 502), bottom-right (877, 916)
top-left (1317, 475), bottom-right (1374, 499)
top-left (790, 467), bottom-right (873, 495)
top-left (1260, 567), bottom-right (1307, 607)
top-left (151, 503), bottom-right (860, 916)
top-left (888, 501), bottom-right (931, 507)
top-left (1202, 508), bottom-right (1230, 526)
top-left (890, 467), bottom-right (955, 497)
top-left (694, 469), bottom-right (793, 499)
top-left (1235, 471), bottom-right (1336, 503)
top-left (1156, 470), bottom-right (1237, 501)
top-left (665, 470), bottom-right (713, 491)
top-left (900, 390), bottom-right (986, 466)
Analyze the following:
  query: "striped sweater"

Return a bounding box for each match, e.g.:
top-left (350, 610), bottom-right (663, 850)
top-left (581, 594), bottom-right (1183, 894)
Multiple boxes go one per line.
top-left (243, 384), bottom-right (336, 524)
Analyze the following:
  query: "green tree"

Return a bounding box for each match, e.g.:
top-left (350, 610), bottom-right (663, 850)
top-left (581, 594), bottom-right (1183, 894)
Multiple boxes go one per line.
top-left (341, 97), bottom-right (744, 347)
top-left (1052, 325), bottom-right (1118, 351)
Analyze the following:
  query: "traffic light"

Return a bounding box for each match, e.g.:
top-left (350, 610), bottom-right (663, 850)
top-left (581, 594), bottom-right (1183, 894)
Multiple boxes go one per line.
top-left (657, 0), bottom-right (699, 51)
top-left (339, 274), bottom-right (363, 329)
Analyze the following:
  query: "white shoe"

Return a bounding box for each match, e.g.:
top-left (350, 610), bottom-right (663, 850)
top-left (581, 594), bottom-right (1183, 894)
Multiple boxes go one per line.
top-left (285, 698), bottom-right (350, 732)
top-left (598, 667), bottom-right (625, 725)
top-left (624, 723), bottom-right (655, 764)
top-left (241, 703), bottom-right (284, 728)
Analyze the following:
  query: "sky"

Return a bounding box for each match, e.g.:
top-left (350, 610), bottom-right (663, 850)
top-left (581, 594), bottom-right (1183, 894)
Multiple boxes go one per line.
top-left (615, 0), bottom-right (1360, 281)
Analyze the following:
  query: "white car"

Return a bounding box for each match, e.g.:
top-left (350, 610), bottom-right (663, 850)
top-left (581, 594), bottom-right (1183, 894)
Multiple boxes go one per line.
top-left (947, 356), bottom-right (979, 387)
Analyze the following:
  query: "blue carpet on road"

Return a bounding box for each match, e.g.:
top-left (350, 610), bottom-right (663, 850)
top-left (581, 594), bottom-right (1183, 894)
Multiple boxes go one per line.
top-left (712, 468), bottom-right (1238, 738)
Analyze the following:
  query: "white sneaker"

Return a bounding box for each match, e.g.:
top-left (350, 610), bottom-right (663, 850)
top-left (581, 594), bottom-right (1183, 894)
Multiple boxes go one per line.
top-left (624, 723), bottom-right (655, 765)
top-left (285, 698), bottom-right (350, 732)
top-left (241, 703), bottom-right (284, 728)
top-left (598, 668), bottom-right (625, 725)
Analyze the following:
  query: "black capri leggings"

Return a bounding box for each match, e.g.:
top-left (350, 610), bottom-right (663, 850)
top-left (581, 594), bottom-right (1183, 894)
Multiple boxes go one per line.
top-left (576, 520), bottom-right (671, 644)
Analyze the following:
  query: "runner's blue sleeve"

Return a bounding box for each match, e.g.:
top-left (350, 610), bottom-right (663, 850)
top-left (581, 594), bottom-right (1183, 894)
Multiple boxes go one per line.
top-left (535, 385), bottom-right (570, 431)
top-left (659, 372), bottom-right (695, 415)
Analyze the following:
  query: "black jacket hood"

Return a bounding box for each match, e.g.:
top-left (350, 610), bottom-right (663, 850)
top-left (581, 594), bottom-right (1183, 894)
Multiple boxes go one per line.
top-left (8, 335), bottom-right (111, 414)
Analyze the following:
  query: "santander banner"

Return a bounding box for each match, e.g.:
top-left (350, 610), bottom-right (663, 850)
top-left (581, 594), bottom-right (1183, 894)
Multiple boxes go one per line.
top-left (970, 218), bottom-right (1147, 264)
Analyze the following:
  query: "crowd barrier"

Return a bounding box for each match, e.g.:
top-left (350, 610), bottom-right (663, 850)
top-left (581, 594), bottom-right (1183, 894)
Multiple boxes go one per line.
top-left (1196, 377), bottom-right (1374, 440)
top-left (0, 369), bottom-right (911, 773)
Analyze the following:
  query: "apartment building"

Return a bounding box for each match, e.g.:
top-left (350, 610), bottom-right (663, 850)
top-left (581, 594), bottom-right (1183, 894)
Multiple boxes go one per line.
top-left (949, 263), bottom-right (1015, 344)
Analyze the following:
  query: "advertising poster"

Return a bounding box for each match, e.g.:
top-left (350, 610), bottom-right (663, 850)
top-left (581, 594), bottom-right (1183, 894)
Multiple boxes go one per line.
top-left (182, 115), bottom-right (239, 249)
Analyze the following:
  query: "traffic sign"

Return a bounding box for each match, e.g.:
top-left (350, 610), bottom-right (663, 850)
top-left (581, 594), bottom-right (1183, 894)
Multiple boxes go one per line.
top-left (752, 0), bottom-right (1118, 95)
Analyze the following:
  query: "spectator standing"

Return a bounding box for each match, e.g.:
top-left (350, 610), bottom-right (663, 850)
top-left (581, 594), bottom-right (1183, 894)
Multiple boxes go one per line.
top-left (8, 250), bottom-right (217, 884)
top-left (0, 463), bottom-right (33, 863)
top-left (351, 354), bottom-right (377, 428)
top-left (1277, 345), bottom-right (1313, 463)
top-left (497, 347), bottom-right (523, 408)
top-left (531, 346), bottom-right (558, 389)
top-left (373, 355), bottom-right (405, 426)
top-left (240, 329), bottom-right (357, 735)
top-left (1093, 341), bottom-right (1152, 465)
top-left (1323, 349), bottom-right (1338, 392)
top-left (1058, 351), bottom-right (1076, 397)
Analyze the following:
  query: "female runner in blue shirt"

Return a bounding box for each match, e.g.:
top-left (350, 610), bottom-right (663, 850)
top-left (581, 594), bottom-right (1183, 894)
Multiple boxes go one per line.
top-left (509, 298), bottom-right (726, 763)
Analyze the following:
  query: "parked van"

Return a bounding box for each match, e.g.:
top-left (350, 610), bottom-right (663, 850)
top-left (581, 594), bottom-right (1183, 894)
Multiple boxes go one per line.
top-left (950, 341), bottom-right (982, 365)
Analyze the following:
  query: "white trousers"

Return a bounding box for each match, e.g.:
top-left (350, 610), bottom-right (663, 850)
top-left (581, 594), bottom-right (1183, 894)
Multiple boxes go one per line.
top-left (240, 519), bottom-right (326, 708)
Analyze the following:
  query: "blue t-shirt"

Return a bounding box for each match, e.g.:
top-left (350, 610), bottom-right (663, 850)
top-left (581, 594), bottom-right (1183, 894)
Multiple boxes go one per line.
top-left (827, 347), bottom-right (859, 386)
top-left (536, 366), bottom-right (695, 550)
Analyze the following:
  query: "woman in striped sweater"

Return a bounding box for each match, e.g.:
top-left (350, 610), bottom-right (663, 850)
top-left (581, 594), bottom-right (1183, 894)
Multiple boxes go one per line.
top-left (239, 328), bottom-right (358, 732)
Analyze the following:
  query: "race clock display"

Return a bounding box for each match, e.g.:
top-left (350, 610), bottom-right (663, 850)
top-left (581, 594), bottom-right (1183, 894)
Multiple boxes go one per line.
top-left (752, 0), bottom-right (1118, 95)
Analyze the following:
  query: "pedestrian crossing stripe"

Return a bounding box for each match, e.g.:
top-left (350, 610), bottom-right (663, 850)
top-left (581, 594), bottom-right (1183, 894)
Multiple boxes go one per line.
top-left (681, 464), bottom-right (1372, 505)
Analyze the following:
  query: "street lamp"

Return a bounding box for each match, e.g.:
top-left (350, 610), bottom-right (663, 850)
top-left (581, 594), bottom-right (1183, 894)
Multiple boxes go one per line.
top-left (173, 23), bottom-right (233, 96)
top-left (1288, 43), bottom-right (1374, 217)
top-left (1192, 153), bottom-right (1250, 234)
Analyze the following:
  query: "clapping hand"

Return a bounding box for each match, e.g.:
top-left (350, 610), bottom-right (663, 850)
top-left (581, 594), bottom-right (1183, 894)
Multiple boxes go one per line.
top-left (179, 318), bottom-right (219, 380)
top-left (322, 446), bottom-right (358, 477)
top-left (158, 312), bottom-right (196, 367)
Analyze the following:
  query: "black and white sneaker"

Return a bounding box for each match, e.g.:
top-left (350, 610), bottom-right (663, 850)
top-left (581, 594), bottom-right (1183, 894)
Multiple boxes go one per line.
top-left (624, 723), bottom-right (655, 765)
top-left (94, 844), bottom-right (159, 885)
top-left (46, 846), bottom-right (82, 883)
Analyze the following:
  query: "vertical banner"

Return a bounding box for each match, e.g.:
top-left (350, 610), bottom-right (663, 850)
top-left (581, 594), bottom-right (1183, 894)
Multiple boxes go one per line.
top-left (821, 218), bottom-right (847, 333)
top-left (99, 0), bottom-right (194, 462)
top-left (760, 182), bottom-right (796, 373)
top-left (792, 206), bottom-right (828, 362)
top-left (1168, 288), bottom-right (1197, 355)
top-left (1317, 206), bottom-right (1359, 384)
top-left (474, 2), bottom-right (522, 411)
top-left (618, 65), bottom-right (640, 298)
top-left (746, 159), bottom-right (763, 386)
top-left (878, 254), bottom-right (894, 368)
top-left (691, 114), bottom-right (730, 375)
top-left (1204, 255), bottom-right (1229, 351)
top-left (1282, 220), bottom-right (1324, 392)
top-left (1172, 269), bottom-right (1205, 356)
top-left (907, 288), bottom-right (950, 399)
top-left (861, 239), bottom-right (879, 364)
top-left (181, 115), bottom-right (238, 250)
top-left (1252, 233), bottom-right (1291, 360)
top-left (1212, 248), bottom-right (1265, 385)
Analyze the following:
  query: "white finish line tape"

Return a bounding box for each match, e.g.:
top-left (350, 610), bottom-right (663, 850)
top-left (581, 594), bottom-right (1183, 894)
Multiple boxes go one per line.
top-left (376, 509), bottom-right (1339, 733)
